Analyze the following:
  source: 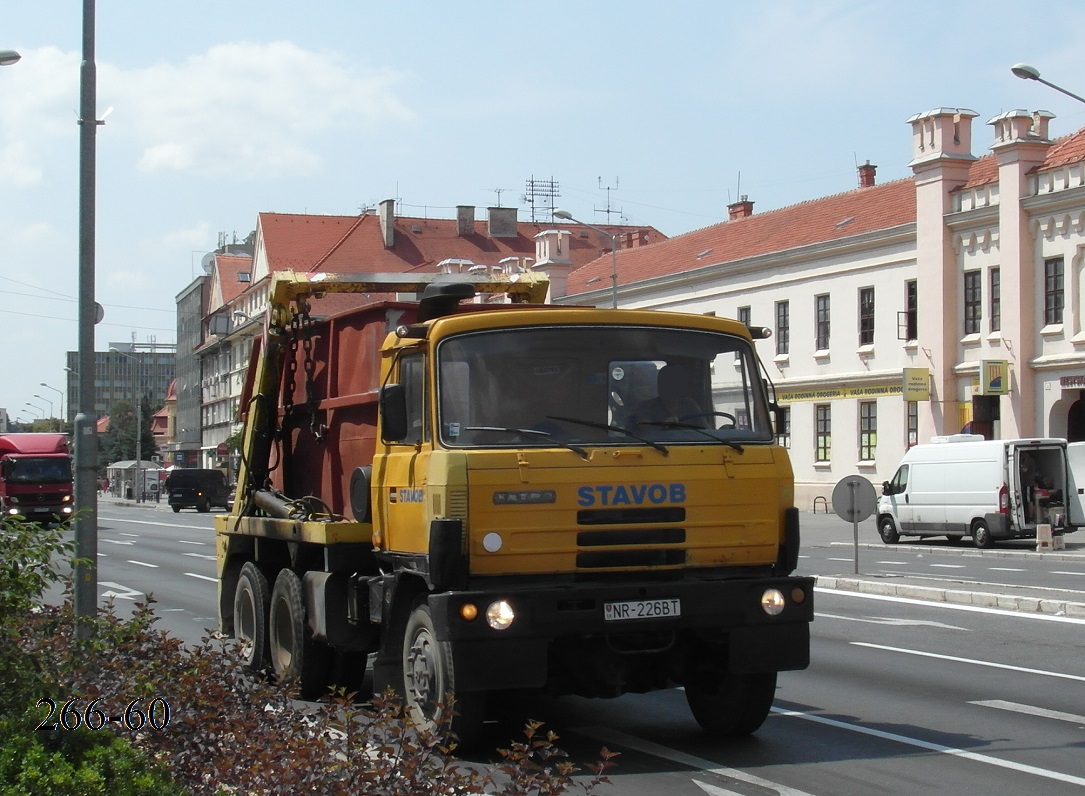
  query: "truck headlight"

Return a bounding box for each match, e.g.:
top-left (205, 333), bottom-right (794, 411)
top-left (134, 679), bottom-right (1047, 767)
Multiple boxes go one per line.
top-left (761, 588), bottom-right (786, 616)
top-left (485, 600), bottom-right (515, 630)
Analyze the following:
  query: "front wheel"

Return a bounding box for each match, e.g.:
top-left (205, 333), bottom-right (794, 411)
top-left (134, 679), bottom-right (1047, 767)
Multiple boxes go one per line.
top-left (685, 671), bottom-right (777, 736)
top-left (171, 505), bottom-right (181, 513)
top-left (402, 601), bottom-right (484, 748)
top-left (878, 516), bottom-right (900, 544)
top-left (972, 519), bottom-right (993, 549)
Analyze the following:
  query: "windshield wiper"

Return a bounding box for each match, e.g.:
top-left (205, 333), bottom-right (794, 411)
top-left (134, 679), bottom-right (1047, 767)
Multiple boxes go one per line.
top-left (637, 421), bottom-right (744, 452)
top-left (462, 426), bottom-right (590, 459)
top-left (545, 416), bottom-right (668, 455)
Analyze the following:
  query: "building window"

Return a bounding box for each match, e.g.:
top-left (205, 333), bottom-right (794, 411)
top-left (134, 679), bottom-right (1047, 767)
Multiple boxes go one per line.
top-left (776, 406), bottom-right (791, 449)
top-left (815, 404), bottom-right (831, 462)
top-left (905, 279), bottom-right (918, 341)
top-left (815, 294), bottom-right (830, 351)
top-left (907, 401), bottom-right (918, 448)
top-left (964, 270), bottom-right (981, 335)
top-left (1045, 256), bottom-right (1064, 325)
top-left (776, 301), bottom-right (790, 356)
top-left (859, 287), bottom-right (875, 345)
top-left (737, 306), bottom-right (751, 361)
top-left (859, 401), bottom-right (877, 460)
top-left (989, 267), bottom-right (1000, 333)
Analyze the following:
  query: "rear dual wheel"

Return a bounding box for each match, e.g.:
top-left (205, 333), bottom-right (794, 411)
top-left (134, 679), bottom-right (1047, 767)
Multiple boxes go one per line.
top-left (268, 569), bottom-right (332, 699)
top-left (233, 562), bottom-right (270, 672)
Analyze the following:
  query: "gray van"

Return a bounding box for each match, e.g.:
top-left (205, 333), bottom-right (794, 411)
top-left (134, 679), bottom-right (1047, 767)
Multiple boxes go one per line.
top-left (166, 468), bottom-right (229, 513)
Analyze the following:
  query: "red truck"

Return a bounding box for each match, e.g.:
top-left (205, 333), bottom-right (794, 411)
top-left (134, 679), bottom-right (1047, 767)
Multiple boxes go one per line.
top-left (0, 433), bottom-right (74, 524)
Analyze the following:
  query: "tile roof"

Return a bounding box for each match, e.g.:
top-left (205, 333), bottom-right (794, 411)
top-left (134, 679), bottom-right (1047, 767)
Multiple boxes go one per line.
top-left (567, 179), bottom-right (918, 295)
top-left (215, 254), bottom-right (254, 304)
top-left (257, 211), bottom-right (667, 276)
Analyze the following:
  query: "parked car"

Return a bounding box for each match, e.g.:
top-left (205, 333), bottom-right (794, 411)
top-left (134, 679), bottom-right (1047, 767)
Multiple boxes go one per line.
top-left (165, 468), bottom-right (230, 513)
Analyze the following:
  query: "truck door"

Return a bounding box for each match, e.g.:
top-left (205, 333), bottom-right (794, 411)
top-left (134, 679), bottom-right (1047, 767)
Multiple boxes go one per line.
top-left (376, 352), bottom-right (433, 555)
top-left (884, 464), bottom-right (916, 530)
top-left (1008, 447), bottom-right (1033, 530)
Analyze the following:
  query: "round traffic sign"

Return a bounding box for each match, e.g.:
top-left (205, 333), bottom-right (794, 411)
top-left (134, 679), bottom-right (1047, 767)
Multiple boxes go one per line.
top-left (832, 475), bottom-right (877, 523)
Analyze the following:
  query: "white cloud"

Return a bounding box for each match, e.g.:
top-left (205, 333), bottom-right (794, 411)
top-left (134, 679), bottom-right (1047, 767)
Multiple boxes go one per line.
top-left (101, 40), bottom-right (414, 179)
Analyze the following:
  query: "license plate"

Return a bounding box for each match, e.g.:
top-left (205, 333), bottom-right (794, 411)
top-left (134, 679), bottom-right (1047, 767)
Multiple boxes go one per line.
top-left (603, 598), bottom-right (681, 621)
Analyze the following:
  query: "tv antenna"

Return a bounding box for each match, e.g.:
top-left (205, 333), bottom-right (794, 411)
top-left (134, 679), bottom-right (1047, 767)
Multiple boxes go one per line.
top-left (523, 176), bottom-right (560, 222)
top-left (596, 177), bottom-right (624, 223)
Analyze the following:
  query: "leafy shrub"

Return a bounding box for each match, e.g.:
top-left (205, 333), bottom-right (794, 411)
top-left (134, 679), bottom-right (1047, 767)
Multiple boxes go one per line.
top-left (4, 515), bottom-right (617, 794)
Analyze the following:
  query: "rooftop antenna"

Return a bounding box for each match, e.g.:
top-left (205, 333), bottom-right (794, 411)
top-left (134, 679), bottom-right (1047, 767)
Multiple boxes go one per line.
top-left (487, 187), bottom-right (515, 207)
top-left (523, 176), bottom-right (560, 222)
top-left (595, 177), bottom-right (623, 223)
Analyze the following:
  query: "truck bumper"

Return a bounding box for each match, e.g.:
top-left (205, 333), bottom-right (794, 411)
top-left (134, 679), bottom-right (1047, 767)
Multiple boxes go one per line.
top-left (428, 575), bottom-right (814, 692)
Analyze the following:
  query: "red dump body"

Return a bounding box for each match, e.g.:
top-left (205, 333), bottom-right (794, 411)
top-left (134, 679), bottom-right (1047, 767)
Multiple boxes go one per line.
top-left (0, 433), bottom-right (74, 523)
top-left (240, 300), bottom-right (421, 515)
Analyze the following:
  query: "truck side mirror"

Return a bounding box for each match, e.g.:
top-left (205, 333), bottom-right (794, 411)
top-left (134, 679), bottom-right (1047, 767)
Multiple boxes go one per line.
top-left (882, 480), bottom-right (893, 495)
top-left (379, 383), bottom-right (408, 442)
top-left (770, 402), bottom-right (786, 437)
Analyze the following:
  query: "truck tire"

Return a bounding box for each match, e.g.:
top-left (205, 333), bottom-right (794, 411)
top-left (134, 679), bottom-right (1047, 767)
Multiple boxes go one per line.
top-left (269, 569), bottom-right (331, 699)
top-left (878, 516), bottom-right (900, 544)
top-left (972, 519), bottom-right (993, 549)
top-left (233, 562), bottom-right (270, 672)
top-left (685, 671), bottom-right (777, 736)
top-left (402, 601), bottom-right (484, 748)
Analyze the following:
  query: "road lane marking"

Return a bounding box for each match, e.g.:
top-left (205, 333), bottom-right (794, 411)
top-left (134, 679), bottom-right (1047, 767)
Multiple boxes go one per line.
top-left (102, 539), bottom-right (134, 546)
top-left (126, 560), bottom-right (159, 568)
top-left (816, 587), bottom-right (1085, 625)
top-left (575, 726), bottom-right (815, 796)
top-left (773, 707), bottom-right (1085, 787)
top-left (929, 564), bottom-right (965, 568)
top-left (185, 573), bottom-right (217, 582)
top-left (99, 581), bottom-right (142, 600)
top-left (818, 612), bottom-right (967, 630)
top-left (989, 567), bottom-right (1026, 572)
top-left (178, 540), bottom-right (206, 546)
top-left (971, 700), bottom-right (1085, 725)
top-left (119, 532), bottom-right (139, 537)
top-left (183, 553), bottom-right (216, 561)
top-left (98, 515), bottom-right (212, 531)
top-left (876, 560), bottom-right (908, 564)
top-left (851, 642), bottom-right (1085, 682)
top-left (1052, 571), bottom-right (1085, 576)
top-left (827, 557), bottom-right (854, 562)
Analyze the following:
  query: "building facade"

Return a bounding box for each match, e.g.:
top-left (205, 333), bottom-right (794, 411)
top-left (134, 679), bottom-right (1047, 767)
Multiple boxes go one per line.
top-left (560, 107), bottom-right (1085, 508)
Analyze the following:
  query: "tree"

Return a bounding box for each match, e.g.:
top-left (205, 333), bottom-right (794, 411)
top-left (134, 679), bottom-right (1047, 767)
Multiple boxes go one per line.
top-left (100, 398), bottom-right (158, 466)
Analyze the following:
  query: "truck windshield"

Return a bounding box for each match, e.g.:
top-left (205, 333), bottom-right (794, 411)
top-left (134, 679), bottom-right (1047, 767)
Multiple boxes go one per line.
top-left (7, 457), bottom-right (72, 484)
top-left (437, 325), bottom-right (774, 448)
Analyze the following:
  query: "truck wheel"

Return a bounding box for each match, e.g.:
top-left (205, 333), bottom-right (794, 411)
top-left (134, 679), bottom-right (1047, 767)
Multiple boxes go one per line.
top-left (233, 563), bottom-right (270, 672)
top-left (402, 601), bottom-right (484, 747)
top-left (685, 671), bottom-right (777, 736)
top-left (972, 520), bottom-right (993, 549)
top-left (269, 569), bottom-right (331, 699)
top-left (878, 516), bottom-right (900, 544)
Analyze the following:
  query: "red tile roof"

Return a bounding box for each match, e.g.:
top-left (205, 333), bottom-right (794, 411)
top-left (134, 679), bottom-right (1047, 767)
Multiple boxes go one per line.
top-left (216, 254), bottom-right (254, 304)
top-left (567, 179), bottom-right (918, 294)
top-left (257, 211), bottom-right (667, 276)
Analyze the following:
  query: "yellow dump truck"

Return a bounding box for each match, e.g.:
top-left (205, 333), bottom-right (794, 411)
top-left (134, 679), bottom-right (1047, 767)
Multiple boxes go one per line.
top-left (215, 270), bottom-right (813, 745)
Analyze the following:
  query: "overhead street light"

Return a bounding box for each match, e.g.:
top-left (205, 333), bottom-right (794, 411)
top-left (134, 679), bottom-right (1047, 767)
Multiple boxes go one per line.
top-left (24, 403), bottom-right (44, 418)
top-left (0, 50), bottom-right (20, 66)
top-left (41, 382), bottom-right (64, 423)
top-left (552, 209), bottom-right (619, 309)
top-left (1011, 63), bottom-right (1085, 106)
top-left (34, 394), bottom-right (54, 418)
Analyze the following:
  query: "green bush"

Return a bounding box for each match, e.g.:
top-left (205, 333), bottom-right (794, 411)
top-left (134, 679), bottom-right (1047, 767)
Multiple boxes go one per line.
top-left (3, 514), bottom-right (616, 795)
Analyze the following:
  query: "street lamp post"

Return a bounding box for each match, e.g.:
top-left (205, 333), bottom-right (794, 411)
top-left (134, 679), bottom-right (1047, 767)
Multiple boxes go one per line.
top-left (33, 394), bottom-right (54, 419)
top-left (41, 383), bottom-right (64, 425)
top-left (24, 403), bottom-right (44, 418)
top-left (1011, 63), bottom-right (1085, 106)
top-left (110, 349), bottom-right (142, 502)
top-left (553, 209), bottom-right (619, 309)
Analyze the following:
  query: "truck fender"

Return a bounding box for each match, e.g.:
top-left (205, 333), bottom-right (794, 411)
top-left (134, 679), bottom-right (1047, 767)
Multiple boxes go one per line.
top-left (428, 518), bottom-right (467, 592)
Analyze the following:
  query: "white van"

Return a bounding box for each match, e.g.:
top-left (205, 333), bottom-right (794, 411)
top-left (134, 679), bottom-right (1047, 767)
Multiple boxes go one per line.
top-left (877, 435), bottom-right (1081, 549)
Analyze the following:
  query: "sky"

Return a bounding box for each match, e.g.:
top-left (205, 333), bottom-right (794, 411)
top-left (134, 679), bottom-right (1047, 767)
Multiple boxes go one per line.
top-left (3, 0), bottom-right (1085, 424)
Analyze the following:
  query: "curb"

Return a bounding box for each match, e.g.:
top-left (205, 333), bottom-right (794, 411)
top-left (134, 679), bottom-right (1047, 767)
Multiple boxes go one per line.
top-left (815, 575), bottom-right (1085, 619)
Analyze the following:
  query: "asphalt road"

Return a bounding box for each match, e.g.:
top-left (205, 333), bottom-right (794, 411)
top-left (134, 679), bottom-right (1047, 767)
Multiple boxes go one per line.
top-left (43, 501), bottom-right (1085, 794)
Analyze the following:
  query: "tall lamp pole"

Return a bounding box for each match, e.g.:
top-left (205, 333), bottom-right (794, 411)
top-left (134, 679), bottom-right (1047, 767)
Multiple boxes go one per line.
top-left (110, 349), bottom-right (141, 502)
top-left (41, 383), bottom-right (64, 425)
top-left (552, 209), bottom-right (619, 309)
top-left (1011, 63), bottom-right (1085, 106)
top-left (74, 0), bottom-right (101, 635)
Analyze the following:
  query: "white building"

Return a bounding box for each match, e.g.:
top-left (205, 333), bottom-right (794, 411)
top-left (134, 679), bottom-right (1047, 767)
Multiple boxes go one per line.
top-left (560, 107), bottom-right (1085, 508)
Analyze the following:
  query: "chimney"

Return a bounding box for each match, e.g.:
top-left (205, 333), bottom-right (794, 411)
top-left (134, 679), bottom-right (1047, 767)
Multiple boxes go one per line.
top-left (727, 196), bottom-right (754, 220)
top-left (456, 205), bottom-right (475, 236)
top-left (487, 206), bottom-right (518, 238)
top-left (858, 160), bottom-right (877, 188)
top-left (379, 198), bottom-right (395, 248)
top-left (533, 230), bottom-right (573, 301)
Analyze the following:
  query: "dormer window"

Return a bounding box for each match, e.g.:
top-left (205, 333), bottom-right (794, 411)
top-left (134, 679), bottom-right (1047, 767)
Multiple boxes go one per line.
top-left (238, 272), bottom-right (251, 283)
